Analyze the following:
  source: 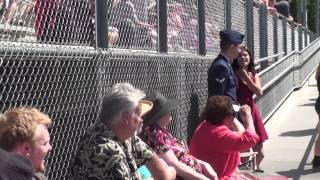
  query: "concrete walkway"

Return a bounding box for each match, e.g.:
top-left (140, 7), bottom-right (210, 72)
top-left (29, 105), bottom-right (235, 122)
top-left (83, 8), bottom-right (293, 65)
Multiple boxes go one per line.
top-left (260, 71), bottom-right (320, 180)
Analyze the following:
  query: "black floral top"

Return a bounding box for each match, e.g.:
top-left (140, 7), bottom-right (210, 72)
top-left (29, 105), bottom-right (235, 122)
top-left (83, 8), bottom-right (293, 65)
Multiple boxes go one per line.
top-left (71, 122), bottom-right (153, 180)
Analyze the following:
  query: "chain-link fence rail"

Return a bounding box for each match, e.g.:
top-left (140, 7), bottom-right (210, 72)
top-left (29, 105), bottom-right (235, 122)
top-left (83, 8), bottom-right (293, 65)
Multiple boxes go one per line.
top-left (0, 0), bottom-right (316, 62)
top-left (0, 0), bottom-right (94, 45)
top-left (0, 44), bottom-right (213, 179)
top-left (256, 37), bottom-right (320, 122)
top-left (1, 39), bottom-right (319, 179)
top-left (0, 0), bottom-right (320, 179)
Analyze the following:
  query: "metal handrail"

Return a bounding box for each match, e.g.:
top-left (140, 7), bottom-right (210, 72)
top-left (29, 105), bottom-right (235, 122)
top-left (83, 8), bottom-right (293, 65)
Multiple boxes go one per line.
top-left (255, 52), bottom-right (285, 64)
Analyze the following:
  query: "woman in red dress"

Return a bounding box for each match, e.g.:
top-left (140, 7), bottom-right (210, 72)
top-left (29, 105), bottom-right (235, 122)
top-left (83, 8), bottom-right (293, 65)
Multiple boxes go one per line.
top-left (233, 46), bottom-right (268, 172)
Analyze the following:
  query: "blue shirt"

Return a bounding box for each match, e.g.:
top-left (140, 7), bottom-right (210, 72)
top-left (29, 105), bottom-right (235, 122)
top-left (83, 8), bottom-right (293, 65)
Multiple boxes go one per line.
top-left (208, 54), bottom-right (238, 104)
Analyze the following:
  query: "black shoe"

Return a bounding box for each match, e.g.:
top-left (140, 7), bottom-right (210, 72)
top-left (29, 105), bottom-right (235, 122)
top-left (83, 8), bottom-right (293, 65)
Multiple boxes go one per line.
top-left (312, 157), bottom-right (320, 170)
top-left (254, 169), bottom-right (264, 173)
top-left (312, 164), bottom-right (320, 170)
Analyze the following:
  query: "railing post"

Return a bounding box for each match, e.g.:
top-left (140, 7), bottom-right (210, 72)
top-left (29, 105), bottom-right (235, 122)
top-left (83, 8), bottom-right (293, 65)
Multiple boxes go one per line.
top-left (95, 0), bottom-right (108, 49)
top-left (273, 15), bottom-right (278, 62)
top-left (291, 22), bottom-right (295, 51)
top-left (305, 28), bottom-right (308, 47)
top-left (282, 17), bottom-right (287, 55)
top-left (198, 0), bottom-right (206, 56)
top-left (302, 0), bottom-right (307, 28)
top-left (259, 4), bottom-right (268, 69)
top-left (225, 0), bottom-right (232, 30)
top-left (245, 0), bottom-right (254, 54)
top-left (297, 0), bottom-right (302, 25)
top-left (316, 0), bottom-right (320, 35)
top-left (158, 0), bottom-right (168, 52)
top-left (298, 25), bottom-right (303, 51)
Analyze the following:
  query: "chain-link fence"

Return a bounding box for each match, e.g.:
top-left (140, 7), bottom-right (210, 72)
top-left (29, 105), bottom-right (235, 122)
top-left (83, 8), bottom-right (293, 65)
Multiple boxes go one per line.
top-left (0, 0), bottom-right (320, 179)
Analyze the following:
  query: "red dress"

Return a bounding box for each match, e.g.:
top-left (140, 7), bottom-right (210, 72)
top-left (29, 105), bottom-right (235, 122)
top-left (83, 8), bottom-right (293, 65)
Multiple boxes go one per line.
top-left (238, 77), bottom-right (268, 142)
top-left (189, 121), bottom-right (260, 179)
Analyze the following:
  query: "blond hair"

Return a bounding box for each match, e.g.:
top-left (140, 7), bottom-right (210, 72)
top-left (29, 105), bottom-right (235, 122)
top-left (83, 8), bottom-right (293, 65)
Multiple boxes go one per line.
top-left (0, 107), bottom-right (52, 151)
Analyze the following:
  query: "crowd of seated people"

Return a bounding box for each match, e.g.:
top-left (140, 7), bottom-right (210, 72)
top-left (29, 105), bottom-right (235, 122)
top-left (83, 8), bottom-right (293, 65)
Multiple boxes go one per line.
top-left (0, 83), bottom-right (262, 180)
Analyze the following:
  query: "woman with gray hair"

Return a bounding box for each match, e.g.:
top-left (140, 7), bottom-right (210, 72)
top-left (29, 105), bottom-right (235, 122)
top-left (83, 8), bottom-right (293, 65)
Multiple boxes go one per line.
top-left (72, 82), bottom-right (176, 180)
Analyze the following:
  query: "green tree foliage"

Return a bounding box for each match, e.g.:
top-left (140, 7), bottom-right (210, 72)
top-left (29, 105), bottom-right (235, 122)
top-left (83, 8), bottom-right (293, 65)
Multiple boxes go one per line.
top-left (290, 0), bottom-right (319, 32)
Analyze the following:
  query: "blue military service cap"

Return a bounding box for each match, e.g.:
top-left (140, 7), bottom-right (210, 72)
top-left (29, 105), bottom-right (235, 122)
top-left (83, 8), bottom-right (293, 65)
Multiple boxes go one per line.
top-left (219, 29), bottom-right (245, 44)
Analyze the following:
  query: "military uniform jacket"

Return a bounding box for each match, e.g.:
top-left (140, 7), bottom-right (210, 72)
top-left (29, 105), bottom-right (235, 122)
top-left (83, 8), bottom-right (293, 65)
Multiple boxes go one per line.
top-left (208, 54), bottom-right (238, 104)
top-left (71, 122), bottom-right (153, 180)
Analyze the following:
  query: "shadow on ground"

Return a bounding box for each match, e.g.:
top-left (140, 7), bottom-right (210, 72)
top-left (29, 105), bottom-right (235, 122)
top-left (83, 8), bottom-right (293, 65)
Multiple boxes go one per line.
top-left (277, 169), bottom-right (319, 180)
top-left (279, 128), bottom-right (316, 137)
top-left (299, 102), bottom-right (315, 106)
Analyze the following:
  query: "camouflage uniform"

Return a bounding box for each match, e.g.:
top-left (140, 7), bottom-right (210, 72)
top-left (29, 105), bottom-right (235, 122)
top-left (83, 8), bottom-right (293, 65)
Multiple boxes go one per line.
top-left (71, 122), bottom-right (153, 180)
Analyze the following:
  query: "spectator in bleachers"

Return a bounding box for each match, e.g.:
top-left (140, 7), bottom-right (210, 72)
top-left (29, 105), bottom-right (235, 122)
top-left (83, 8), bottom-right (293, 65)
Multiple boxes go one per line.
top-left (35, 0), bottom-right (58, 42)
top-left (146, 3), bottom-right (157, 48)
top-left (71, 83), bottom-right (176, 180)
top-left (313, 64), bottom-right (320, 170)
top-left (35, 0), bottom-right (93, 45)
top-left (0, 148), bottom-right (34, 180)
top-left (2, 0), bottom-right (18, 25)
top-left (0, 107), bottom-right (53, 180)
top-left (232, 46), bottom-right (268, 172)
top-left (167, 3), bottom-right (184, 50)
top-left (19, 0), bottom-right (35, 26)
top-left (274, 0), bottom-right (294, 22)
top-left (108, 0), bottom-right (154, 48)
top-left (189, 96), bottom-right (260, 179)
top-left (140, 92), bottom-right (218, 180)
top-left (254, 0), bottom-right (277, 15)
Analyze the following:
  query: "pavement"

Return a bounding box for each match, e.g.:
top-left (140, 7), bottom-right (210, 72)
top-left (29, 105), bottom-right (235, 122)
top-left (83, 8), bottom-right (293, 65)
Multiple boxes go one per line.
top-left (259, 71), bottom-right (320, 180)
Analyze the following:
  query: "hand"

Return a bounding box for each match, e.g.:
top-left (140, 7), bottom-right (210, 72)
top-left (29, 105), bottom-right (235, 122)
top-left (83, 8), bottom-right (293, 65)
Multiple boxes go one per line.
top-left (197, 160), bottom-right (218, 180)
top-left (166, 166), bottom-right (177, 180)
top-left (238, 69), bottom-right (251, 83)
top-left (268, 7), bottom-right (277, 16)
top-left (239, 105), bottom-right (252, 126)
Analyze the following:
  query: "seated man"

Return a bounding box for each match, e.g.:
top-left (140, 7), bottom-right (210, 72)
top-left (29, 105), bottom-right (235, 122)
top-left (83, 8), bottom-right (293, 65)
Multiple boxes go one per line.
top-left (189, 96), bottom-right (260, 179)
top-left (71, 83), bottom-right (176, 180)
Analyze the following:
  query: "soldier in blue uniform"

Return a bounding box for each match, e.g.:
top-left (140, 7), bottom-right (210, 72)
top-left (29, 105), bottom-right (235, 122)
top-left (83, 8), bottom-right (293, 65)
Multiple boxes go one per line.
top-left (208, 29), bottom-right (244, 104)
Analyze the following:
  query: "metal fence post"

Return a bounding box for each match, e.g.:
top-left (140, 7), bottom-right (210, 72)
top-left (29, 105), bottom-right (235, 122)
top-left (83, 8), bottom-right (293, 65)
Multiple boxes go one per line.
top-left (158, 0), bottom-right (168, 52)
top-left (245, 0), bottom-right (254, 53)
top-left (305, 29), bottom-right (308, 47)
top-left (291, 22), bottom-right (295, 51)
top-left (273, 15), bottom-right (278, 61)
top-left (298, 25), bottom-right (303, 51)
top-left (302, 0), bottom-right (307, 28)
top-left (316, 0), bottom-right (320, 35)
top-left (259, 4), bottom-right (268, 69)
top-left (198, 0), bottom-right (206, 56)
top-left (95, 0), bottom-right (108, 49)
top-left (297, 0), bottom-right (302, 25)
top-left (282, 17), bottom-right (287, 55)
top-left (225, 0), bottom-right (232, 30)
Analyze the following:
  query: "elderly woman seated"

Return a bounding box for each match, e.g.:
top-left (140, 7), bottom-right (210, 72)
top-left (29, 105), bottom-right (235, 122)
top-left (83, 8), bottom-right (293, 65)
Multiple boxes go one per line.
top-left (139, 92), bottom-right (218, 180)
top-left (0, 107), bottom-right (53, 180)
top-left (189, 96), bottom-right (260, 180)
